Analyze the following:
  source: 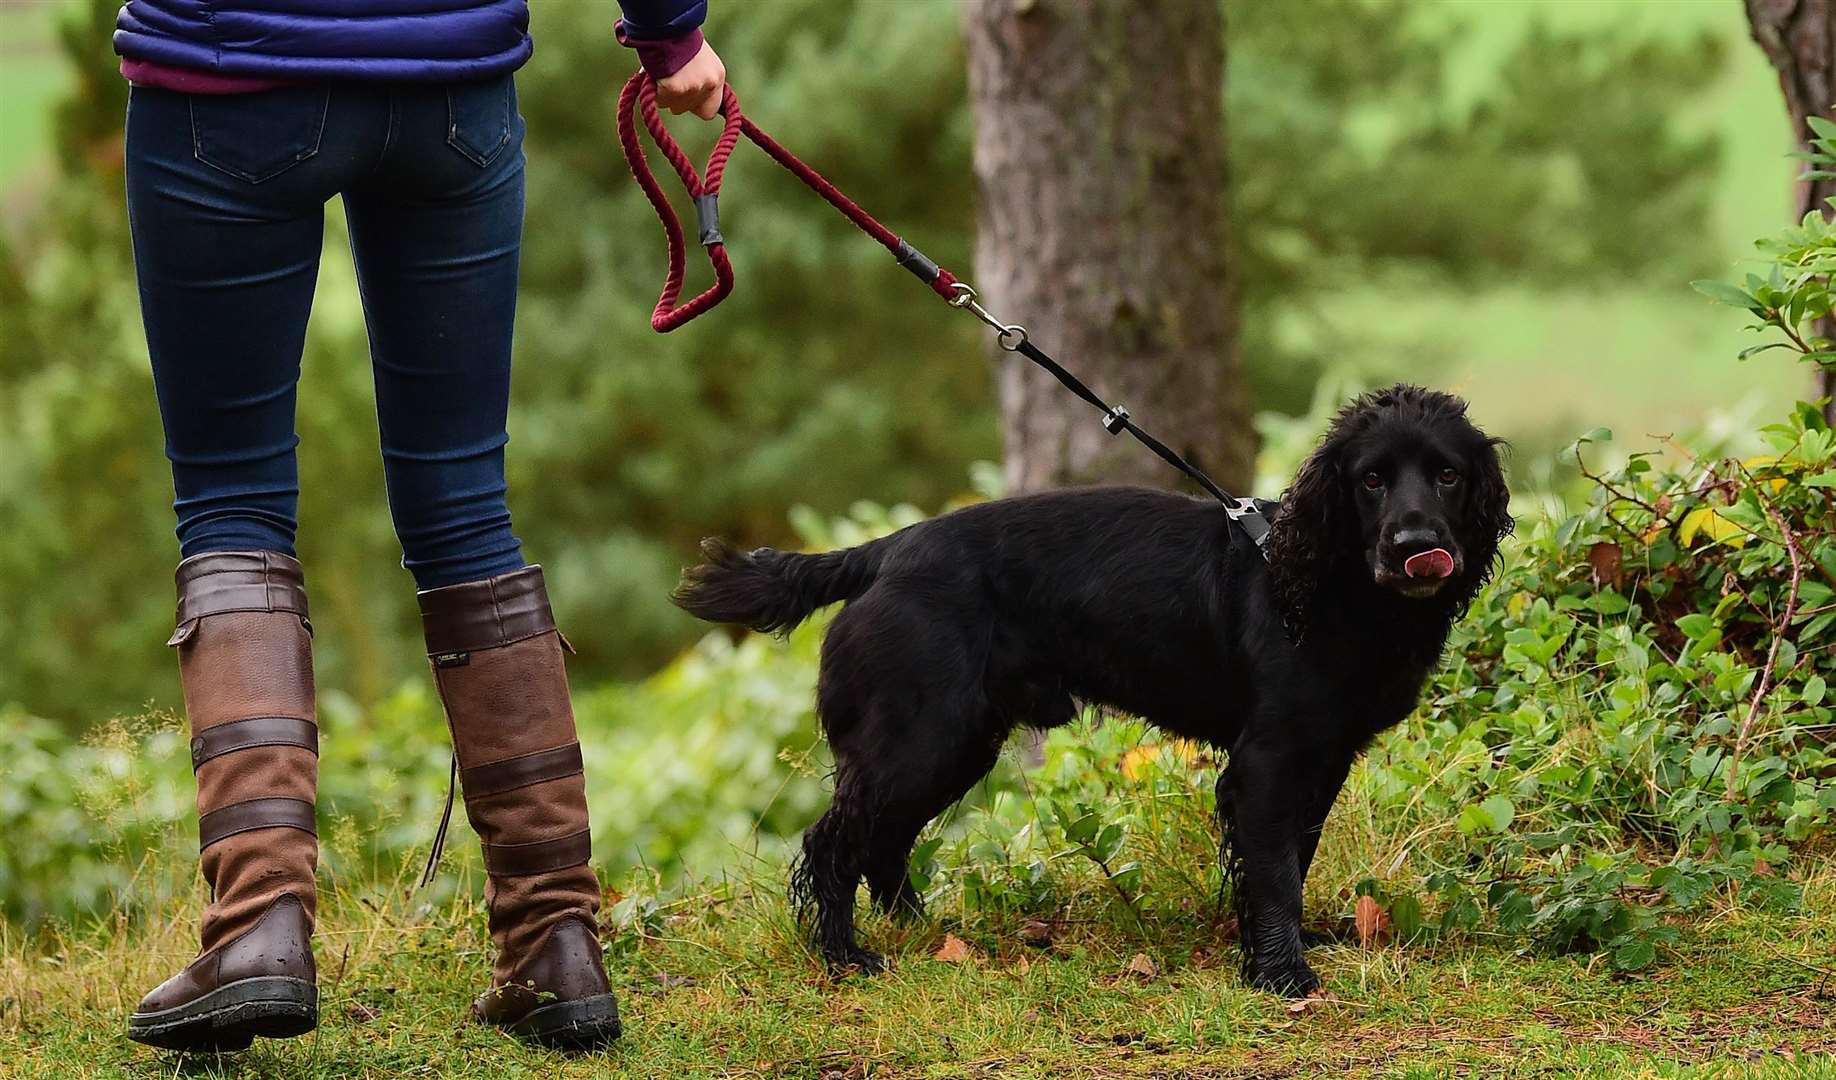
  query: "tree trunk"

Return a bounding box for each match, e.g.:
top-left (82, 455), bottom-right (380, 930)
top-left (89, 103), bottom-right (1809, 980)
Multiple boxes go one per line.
top-left (1747, 0), bottom-right (1836, 419)
top-left (962, 0), bottom-right (1252, 495)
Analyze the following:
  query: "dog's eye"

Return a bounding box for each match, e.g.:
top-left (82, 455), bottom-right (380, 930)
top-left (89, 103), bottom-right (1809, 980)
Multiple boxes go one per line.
top-left (1361, 472), bottom-right (1384, 490)
top-left (1438, 467), bottom-right (1460, 486)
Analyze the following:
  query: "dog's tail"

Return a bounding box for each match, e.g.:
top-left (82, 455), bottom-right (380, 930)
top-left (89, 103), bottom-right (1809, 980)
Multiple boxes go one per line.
top-left (671, 537), bottom-right (888, 634)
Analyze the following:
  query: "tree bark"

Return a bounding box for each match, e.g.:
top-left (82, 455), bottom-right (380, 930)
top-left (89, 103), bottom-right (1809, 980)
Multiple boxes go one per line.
top-left (1747, 0), bottom-right (1836, 418)
top-left (962, 0), bottom-right (1252, 495)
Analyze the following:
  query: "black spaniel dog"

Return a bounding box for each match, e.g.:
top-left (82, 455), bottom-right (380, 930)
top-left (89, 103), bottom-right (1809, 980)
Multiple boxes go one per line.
top-left (673, 384), bottom-right (1510, 996)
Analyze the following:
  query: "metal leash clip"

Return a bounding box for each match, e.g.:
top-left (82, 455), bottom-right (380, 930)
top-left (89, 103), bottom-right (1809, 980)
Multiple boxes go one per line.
top-left (948, 282), bottom-right (1029, 351)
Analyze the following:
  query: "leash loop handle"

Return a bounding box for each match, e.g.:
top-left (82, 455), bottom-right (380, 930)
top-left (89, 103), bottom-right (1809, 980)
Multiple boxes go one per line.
top-left (618, 70), bottom-right (965, 333)
top-left (617, 75), bottom-right (743, 331)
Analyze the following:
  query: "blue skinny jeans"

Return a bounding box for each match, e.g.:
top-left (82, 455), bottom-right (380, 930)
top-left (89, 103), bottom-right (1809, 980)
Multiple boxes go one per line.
top-left (125, 76), bottom-right (528, 589)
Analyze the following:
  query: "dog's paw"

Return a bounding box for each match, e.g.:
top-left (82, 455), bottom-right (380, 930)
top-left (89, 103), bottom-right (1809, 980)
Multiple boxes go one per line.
top-left (1299, 927), bottom-right (1338, 950)
top-left (1247, 961), bottom-right (1321, 998)
top-left (828, 948), bottom-right (887, 976)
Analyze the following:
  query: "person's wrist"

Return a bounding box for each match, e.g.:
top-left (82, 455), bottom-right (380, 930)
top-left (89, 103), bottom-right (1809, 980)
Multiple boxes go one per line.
top-left (616, 23), bottom-right (705, 80)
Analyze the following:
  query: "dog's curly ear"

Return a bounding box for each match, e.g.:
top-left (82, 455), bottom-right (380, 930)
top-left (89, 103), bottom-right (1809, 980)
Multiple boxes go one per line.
top-left (1264, 432), bottom-right (1352, 640)
top-left (1453, 436), bottom-right (1513, 603)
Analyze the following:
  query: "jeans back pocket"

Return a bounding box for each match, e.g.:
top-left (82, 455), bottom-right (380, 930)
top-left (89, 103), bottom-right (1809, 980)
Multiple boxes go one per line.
top-left (446, 76), bottom-right (515, 167)
top-left (189, 86), bottom-right (331, 184)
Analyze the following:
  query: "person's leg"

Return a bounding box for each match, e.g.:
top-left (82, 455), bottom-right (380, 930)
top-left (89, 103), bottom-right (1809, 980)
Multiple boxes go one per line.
top-left (345, 77), bottom-right (618, 1050)
top-left (122, 83), bottom-right (375, 1051)
top-left (128, 85), bottom-right (338, 557)
top-left (342, 78), bottom-right (528, 590)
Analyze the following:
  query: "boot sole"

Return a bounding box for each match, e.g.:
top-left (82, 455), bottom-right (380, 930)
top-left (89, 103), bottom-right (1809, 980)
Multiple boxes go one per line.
top-left (127, 976), bottom-right (317, 1052)
top-left (501, 993), bottom-right (622, 1051)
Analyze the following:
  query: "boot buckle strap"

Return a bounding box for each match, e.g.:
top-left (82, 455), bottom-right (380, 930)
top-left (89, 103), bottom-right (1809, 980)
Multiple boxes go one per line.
top-left (198, 796), bottom-right (317, 852)
top-left (190, 716), bottom-right (318, 770)
top-left (171, 551), bottom-right (311, 640)
top-left (482, 829), bottom-right (592, 878)
top-left (417, 565), bottom-right (557, 655)
top-left (461, 743), bottom-right (584, 800)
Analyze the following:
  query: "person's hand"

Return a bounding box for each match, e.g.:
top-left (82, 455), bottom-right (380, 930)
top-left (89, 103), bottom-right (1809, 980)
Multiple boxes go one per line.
top-left (656, 40), bottom-right (726, 120)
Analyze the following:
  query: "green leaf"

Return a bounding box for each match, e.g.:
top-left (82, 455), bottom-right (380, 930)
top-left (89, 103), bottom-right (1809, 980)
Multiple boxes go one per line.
top-left (1389, 894), bottom-right (1425, 941)
top-left (1804, 676), bottom-right (1827, 707)
top-left (1612, 935), bottom-right (1657, 971)
top-left (1094, 822), bottom-right (1125, 864)
top-left (1691, 280), bottom-right (1763, 312)
top-left (1807, 115), bottom-right (1836, 141)
top-left (1458, 795), bottom-right (1517, 836)
top-left (1590, 591), bottom-right (1630, 616)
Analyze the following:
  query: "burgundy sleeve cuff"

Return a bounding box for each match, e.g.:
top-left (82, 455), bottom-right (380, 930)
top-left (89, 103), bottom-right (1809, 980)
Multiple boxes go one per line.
top-left (616, 23), bottom-right (704, 80)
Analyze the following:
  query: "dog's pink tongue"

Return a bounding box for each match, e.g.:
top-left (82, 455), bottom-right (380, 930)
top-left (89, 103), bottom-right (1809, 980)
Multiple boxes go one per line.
top-left (1404, 548), bottom-right (1455, 579)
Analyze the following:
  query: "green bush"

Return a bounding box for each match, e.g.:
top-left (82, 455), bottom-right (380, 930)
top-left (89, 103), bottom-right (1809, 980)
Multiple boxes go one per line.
top-left (8, 398), bottom-right (1833, 980)
top-left (11, 183), bottom-right (1836, 976)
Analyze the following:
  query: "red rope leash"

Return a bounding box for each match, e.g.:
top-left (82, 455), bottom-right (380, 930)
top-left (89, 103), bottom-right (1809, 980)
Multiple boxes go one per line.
top-left (617, 71), bottom-right (959, 332)
top-left (614, 70), bottom-right (1266, 541)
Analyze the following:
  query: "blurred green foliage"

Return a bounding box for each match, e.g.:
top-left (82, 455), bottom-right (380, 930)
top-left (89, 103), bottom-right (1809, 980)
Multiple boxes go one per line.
top-left (1, 0), bottom-right (1730, 726)
top-left (10, 395), bottom-right (1830, 985)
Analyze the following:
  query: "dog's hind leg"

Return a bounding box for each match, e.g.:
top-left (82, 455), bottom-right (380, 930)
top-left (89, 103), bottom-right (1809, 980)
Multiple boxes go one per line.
top-left (799, 586), bottom-right (1002, 972)
top-left (792, 770), bottom-right (881, 973)
top-left (861, 813), bottom-right (928, 920)
top-left (860, 722), bottom-right (1006, 920)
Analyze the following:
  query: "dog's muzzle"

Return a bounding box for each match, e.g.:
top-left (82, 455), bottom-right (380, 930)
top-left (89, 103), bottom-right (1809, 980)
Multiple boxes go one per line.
top-left (1403, 548), bottom-right (1455, 579)
top-left (1375, 541), bottom-right (1461, 598)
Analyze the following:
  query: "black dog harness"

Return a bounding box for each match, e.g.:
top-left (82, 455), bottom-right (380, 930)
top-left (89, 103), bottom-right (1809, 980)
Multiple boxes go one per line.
top-left (617, 71), bottom-right (1275, 553)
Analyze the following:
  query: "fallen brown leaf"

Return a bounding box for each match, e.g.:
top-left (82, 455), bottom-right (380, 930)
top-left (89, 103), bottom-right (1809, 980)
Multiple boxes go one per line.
top-left (934, 933), bottom-right (975, 963)
top-left (1355, 895), bottom-right (1389, 946)
top-left (1285, 989), bottom-right (1333, 1014)
top-left (1125, 953), bottom-right (1159, 980)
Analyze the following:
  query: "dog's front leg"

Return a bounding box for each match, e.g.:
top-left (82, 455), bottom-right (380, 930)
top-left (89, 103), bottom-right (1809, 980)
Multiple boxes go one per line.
top-left (1219, 738), bottom-right (1324, 997)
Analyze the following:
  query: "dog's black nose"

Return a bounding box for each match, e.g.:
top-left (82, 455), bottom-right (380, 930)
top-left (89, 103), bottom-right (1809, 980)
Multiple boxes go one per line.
top-left (1389, 526), bottom-right (1444, 553)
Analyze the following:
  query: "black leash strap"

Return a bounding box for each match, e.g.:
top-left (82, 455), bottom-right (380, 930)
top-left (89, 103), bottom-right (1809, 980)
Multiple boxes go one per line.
top-left (1012, 338), bottom-right (1225, 503)
top-left (947, 283), bottom-right (1273, 550)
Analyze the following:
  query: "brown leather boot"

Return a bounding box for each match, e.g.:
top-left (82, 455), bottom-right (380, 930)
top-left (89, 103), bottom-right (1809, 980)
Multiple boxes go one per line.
top-left (418, 565), bottom-right (620, 1051)
top-left (128, 552), bottom-right (319, 1051)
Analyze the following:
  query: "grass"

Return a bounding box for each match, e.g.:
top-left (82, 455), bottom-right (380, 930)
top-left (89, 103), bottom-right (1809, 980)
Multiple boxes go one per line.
top-left (5, 841), bottom-right (1832, 1078)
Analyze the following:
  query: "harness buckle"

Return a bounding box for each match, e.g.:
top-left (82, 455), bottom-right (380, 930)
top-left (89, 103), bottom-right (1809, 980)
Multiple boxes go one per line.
top-left (1102, 406), bottom-right (1131, 434)
top-left (1226, 497), bottom-right (1277, 551)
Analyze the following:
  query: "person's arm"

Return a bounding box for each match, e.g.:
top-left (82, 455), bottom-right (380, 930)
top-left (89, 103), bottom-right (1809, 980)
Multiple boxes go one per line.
top-left (616, 0), bottom-right (725, 121)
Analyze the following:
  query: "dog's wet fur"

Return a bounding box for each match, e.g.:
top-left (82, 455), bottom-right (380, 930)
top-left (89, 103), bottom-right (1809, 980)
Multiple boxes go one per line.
top-left (672, 385), bottom-right (1511, 995)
